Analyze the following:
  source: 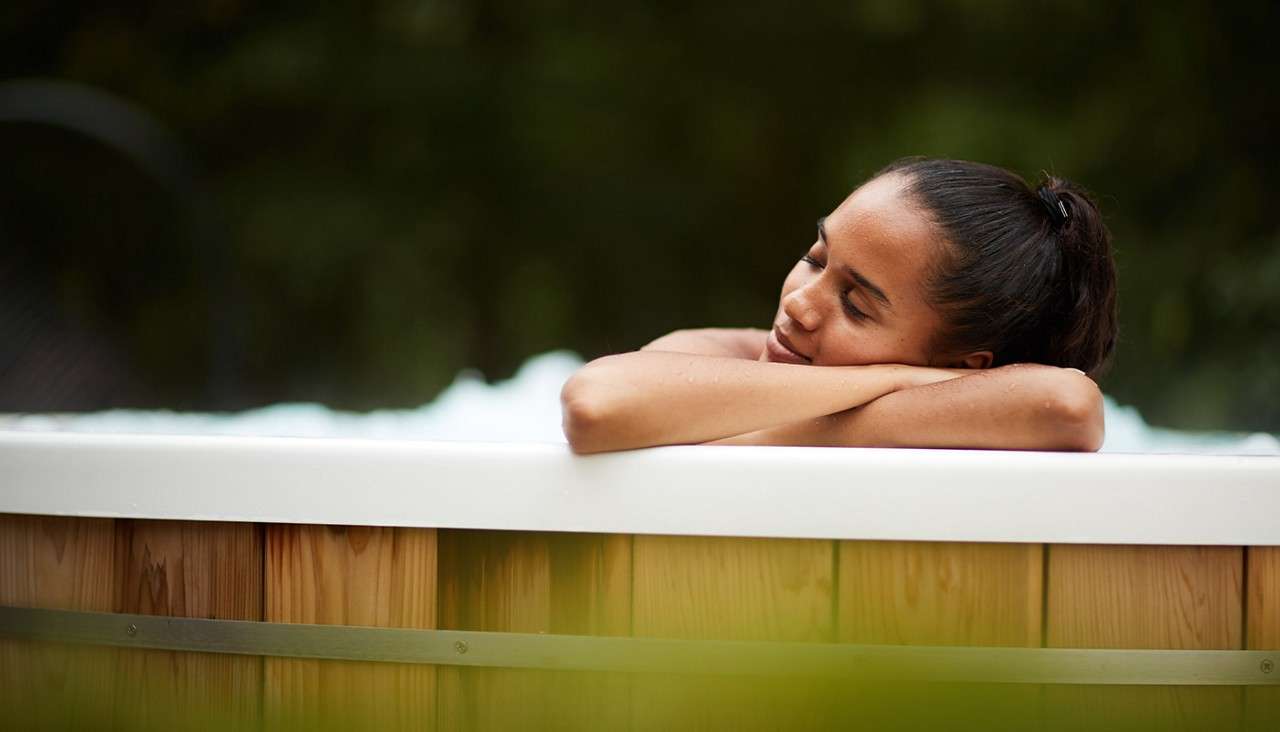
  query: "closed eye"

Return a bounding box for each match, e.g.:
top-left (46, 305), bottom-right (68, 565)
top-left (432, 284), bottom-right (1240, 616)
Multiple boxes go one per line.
top-left (841, 290), bottom-right (869, 321)
top-left (801, 253), bottom-right (869, 321)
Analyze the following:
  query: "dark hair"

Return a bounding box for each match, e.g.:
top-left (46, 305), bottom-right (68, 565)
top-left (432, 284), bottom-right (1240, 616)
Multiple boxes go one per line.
top-left (877, 157), bottom-right (1118, 376)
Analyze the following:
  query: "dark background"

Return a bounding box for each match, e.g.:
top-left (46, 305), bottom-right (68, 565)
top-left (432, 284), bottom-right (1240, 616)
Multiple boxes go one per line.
top-left (2, 1), bottom-right (1277, 431)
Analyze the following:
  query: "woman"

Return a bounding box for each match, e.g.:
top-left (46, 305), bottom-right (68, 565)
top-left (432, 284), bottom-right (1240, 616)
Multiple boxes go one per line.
top-left (561, 157), bottom-right (1117, 454)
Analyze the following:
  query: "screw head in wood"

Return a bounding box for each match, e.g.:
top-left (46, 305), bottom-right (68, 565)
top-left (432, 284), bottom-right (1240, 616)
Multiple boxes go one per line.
top-left (1263, 659), bottom-right (1275, 674)
top-left (126, 623), bottom-right (138, 637)
top-left (454, 640), bottom-right (468, 654)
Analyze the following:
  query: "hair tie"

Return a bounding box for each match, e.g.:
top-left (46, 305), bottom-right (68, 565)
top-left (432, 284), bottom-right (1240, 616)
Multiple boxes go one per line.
top-left (1037, 186), bottom-right (1070, 228)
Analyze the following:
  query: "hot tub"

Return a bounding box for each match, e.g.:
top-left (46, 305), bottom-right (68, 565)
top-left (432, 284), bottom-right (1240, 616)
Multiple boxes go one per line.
top-left (1, 431), bottom-right (1277, 730)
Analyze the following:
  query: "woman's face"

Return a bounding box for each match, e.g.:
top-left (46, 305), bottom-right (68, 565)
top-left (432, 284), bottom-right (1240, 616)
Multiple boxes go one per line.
top-left (761, 173), bottom-right (948, 367)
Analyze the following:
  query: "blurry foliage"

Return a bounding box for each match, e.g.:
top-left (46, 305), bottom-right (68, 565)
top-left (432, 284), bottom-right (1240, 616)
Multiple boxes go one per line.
top-left (0, 1), bottom-right (1276, 430)
top-left (5, 653), bottom-right (1228, 731)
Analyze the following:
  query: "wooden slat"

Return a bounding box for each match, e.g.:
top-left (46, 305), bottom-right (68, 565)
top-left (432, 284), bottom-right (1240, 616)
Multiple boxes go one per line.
top-left (0, 514), bottom-right (117, 610)
top-left (634, 535), bottom-right (832, 642)
top-left (631, 535), bottom-right (833, 729)
top-left (264, 524), bottom-right (437, 730)
top-left (0, 514), bottom-right (117, 729)
top-left (832, 540), bottom-right (1043, 729)
top-left (1046, 544), bottom-right (1244, 730)
top-left (436, 530), bottom-right (631, 731)
top-left (111, 520), bottom-right (262, 730)
top-left (1245, 548), bottom-right (1280, 648)
top-left (1048, 545), bottom-right (1242, 648)
top-left (548, 532), bottom-right (632, 637)
top-left (838, 540), bottom-right (1042, 646)
top-left (1246, 546), bottom-right (1280, 731)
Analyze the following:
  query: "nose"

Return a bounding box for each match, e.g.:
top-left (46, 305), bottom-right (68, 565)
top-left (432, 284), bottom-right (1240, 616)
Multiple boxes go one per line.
top-left (782, 280), bottom-right (823, 332)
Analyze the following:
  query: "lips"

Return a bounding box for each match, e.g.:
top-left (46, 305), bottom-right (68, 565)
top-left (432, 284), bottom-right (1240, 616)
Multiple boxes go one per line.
top-left (766, 328), bottom-right (811, 364)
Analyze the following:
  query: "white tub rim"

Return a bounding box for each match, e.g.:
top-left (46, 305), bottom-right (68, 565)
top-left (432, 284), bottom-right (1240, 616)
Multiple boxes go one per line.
top-left (2, 430), bottom-right (1278, 546)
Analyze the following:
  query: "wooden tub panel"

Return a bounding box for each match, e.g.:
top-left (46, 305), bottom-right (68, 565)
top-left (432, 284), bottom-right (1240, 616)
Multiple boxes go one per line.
top-left (834, 540), bottom-right (1044, 730)
top-left (3, 513), bottom-right (1274, 729)
top-left (111, 520), bottom-right (262, 730)
top-left (1046, 544), bottom-right (1244, 730)
top-left (0, 515), bottom-right (118, 609)
top-left (631, 535), bottom-right (835, 730)
top-left (264, 524), bottom-right (437, 731)
top-left (436, 530), bottom-right (631, 731)
top-left (0, 514), bottom-right (117, 729)
top-left (838, 540), bottom-right (1043, 646)
top-left (1246, 546), bottom-right (1280, 730)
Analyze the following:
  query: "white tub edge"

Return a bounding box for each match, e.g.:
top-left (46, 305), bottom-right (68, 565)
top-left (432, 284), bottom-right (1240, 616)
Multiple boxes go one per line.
top-left (1, 430), bottom-right (1277, 545)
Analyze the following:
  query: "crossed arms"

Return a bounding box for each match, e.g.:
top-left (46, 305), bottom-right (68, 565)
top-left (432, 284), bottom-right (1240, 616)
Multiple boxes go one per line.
top-left (560, 328), bottom-right (1104, 454)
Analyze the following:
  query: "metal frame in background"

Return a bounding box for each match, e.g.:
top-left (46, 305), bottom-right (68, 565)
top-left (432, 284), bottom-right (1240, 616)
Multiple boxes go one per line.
top-left (1, 606), bottom-right (1275, 686)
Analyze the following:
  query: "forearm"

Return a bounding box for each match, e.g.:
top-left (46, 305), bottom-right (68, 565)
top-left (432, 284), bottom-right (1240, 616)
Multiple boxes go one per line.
top-left (712, 364), bottom-right (1104, 452)
top-left (561, 352), bottom-right (951, 453)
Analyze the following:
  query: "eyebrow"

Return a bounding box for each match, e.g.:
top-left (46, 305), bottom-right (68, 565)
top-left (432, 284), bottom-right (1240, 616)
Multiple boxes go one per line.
top-left (816, 217), bottom-right (893, 309)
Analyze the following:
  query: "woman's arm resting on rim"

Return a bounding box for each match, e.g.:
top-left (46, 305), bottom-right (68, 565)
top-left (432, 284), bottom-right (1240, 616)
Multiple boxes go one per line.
top-left (709, 363), bottom-right (1105, 452)
top-left (560, 350), bottom-right (960, 454)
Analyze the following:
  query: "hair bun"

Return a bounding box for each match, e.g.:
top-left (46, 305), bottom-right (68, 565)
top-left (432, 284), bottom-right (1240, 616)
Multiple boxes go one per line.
top-left (1036, 175), bottom-right (1117, 374)
top-left (1036, 185), bottom-right (1070, 228)
top-left (879, 158), bottom-right (1118, 377)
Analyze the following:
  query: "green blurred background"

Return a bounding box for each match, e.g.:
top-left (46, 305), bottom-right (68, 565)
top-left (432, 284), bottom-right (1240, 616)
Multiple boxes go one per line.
top-left (1, 1), bottom-right (1276, 431)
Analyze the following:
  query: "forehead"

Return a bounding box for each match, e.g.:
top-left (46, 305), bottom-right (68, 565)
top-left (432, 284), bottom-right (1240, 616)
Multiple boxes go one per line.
top-left (822, 174), bottom-right (939, 308)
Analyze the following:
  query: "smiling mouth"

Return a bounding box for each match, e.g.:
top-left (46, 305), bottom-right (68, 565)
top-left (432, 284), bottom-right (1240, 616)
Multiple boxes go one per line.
top-left (768, 328), bottom-right (811, 364)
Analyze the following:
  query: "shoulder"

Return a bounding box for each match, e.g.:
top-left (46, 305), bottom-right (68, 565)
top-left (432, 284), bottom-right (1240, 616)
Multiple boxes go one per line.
top-left (641, 328), bottom-right (767, 359)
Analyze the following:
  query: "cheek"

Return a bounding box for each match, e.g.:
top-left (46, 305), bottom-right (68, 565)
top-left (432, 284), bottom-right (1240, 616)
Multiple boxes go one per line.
top-left (824, 325), bottom-right (876, 365)
top-left (820, 324), bottom-right (927, 367)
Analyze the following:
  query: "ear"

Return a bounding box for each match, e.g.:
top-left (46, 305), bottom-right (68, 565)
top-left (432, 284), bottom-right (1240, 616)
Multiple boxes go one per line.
top-left (952, 350), bottom-right (993, 369)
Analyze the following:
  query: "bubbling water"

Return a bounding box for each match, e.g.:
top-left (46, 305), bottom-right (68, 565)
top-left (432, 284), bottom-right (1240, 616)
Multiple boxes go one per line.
top-left (2, 351), bottom-right (1276, 455)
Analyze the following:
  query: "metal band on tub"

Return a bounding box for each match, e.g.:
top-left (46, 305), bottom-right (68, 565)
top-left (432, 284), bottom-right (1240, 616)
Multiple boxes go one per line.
top-left (0, 605), bottom-right (1275, 686)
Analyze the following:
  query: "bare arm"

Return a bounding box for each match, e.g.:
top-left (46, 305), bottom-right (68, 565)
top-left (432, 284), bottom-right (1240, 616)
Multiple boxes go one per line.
top-left (560, 350), bottom-right (960, 454)
top-left (565, 328), bottom-right (1103, 453)
top-left (711, 364), bottom-right (1104, 452)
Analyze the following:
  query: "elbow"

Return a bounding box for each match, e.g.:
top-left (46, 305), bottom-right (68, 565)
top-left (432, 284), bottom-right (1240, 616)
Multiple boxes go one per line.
top-left (560, 367), bottom-right (627, 454)
top-left (561, 394), bottom-right (608, 454)
top-left (1048, 373), bottom-right (1105, 452)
